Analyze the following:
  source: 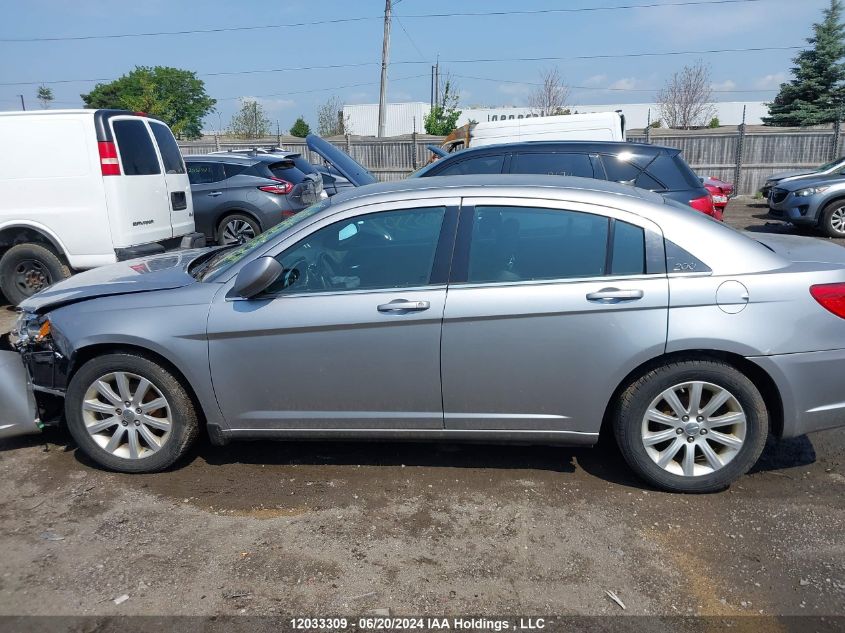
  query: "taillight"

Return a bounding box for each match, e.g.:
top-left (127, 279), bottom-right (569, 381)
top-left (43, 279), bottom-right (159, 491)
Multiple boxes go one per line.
top-left (810, 283), bottom-right (845, 319)
top-left (689, 194), bottom-right (715, 216)
top-left (259, 179), bottom-right (293, 195)
top-left (98, 141), bottom-right (121, 176)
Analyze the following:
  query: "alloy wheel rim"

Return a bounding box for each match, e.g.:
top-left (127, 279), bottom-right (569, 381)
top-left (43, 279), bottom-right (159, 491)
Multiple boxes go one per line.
top-left (831, 207), bottom-right (845, 233)
top-left (640, 381), bottom-right (746, 477)
top-left (14, 259), bottom-right (52, 294)
top-left (221, 219), bottom-right (256, 245)
top-left (81, 372), bottom-right (172, 459)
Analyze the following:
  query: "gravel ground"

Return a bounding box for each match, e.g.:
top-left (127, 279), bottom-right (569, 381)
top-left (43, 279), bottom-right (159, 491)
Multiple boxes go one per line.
top-left (0, 198), bottom-right (843, 623)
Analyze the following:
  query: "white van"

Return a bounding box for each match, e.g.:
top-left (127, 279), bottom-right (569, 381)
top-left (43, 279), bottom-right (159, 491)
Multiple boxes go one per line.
top-left (441, 111), bottom-right (626, 153)
top-left (0, 109), bottom-right (203, 304)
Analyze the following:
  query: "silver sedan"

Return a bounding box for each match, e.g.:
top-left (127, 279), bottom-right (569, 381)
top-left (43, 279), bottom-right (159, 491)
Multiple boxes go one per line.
top-left (7, 175), bottom-right (845, 493)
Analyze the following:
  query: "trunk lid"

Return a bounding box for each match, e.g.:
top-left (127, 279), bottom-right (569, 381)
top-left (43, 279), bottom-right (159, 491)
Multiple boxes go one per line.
top-left (306, 133), bottom-right (377, 187)
top-left (750, 233), bottom-right (845, 266)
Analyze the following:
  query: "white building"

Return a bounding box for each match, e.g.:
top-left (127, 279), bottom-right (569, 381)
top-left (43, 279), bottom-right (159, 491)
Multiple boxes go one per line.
top-left (343, 101), bottom-right (770, 136)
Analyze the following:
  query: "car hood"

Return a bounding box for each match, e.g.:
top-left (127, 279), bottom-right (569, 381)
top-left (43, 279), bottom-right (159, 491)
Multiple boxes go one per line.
top-left (766, 169), bottom-right (818, 184)
top-left (305, 133), bottom-right (377, 187)
top-left (19, 248), bottom-right (210, 313)
top-left (749, 233), bottom-right (845, 265)
top-left (775, 173), bottom-right (845, 191)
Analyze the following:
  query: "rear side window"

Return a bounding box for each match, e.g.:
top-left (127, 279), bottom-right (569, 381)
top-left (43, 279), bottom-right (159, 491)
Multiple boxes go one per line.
top-left (186, 162), bottom-right (224, 184)
top-left (467, 206), bottom-right (608, 283)
top-left (437, 154), bottom-right (504, 176)
top-left (149, 123), bottom-right (185, 174)
top-left (224, 163), bottom-right (248, 179)
top-left (600, 154), bottom-right (641, 185)
top-left (611, 221), bottom-right (646, 275)
top-left (112, 120), bottom-right (161, 176)
top-left (511, 153), bottom-right (593, 177)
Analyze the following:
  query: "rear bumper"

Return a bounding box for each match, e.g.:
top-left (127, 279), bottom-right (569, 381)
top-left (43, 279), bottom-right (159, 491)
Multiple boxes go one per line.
top-left (749, 348), bottom-right (845, 438)
top-left (0, 351), bottom-right (41, 439)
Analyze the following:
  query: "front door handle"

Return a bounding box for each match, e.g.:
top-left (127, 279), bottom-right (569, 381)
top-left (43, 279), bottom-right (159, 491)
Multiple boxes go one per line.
top-left (377, 299), bottom-right (430, 312)
top-left (207, 191), bottom-right (223, 197)
top-left (586, 288), bottom-right (644, 303)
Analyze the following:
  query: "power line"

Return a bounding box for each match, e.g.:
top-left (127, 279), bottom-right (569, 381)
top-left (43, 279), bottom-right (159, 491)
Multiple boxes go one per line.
top-left (0, 45), bottom-right (802, 88)
top-left (0, 0), bottom-right (763, 43)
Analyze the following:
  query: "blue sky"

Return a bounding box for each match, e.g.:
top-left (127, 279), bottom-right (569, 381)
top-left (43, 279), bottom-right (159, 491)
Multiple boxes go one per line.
top-left (0, 0), bottom-right (833, 131)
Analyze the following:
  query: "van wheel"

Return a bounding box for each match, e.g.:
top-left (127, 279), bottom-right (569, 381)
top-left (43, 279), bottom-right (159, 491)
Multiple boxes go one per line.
top-left (613, 360), bottom-right (768, 493)
top-left (820, 201), bottom-right (845, 238)
top-left (0, 243), bottom-right (71, 305)
top-left (217, 214), bottom-right (260, 246)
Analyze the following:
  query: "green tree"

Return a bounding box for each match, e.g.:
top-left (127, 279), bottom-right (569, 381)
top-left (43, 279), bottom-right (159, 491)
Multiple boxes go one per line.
top-left (289, 116), bottom-right (311, 137)
top-left (764, 0), bottom-right (845, 126)
top-left (317, 95), bottom-right (348, 136)
top-left (229, 99), bottom-right (271, 138)
top-left (708, 116), bottom-right (720, 128)
top-left (81, 66), bottom-right (215, 139)
top-left (424, 78), bottom-right (462, 135)
top-left (36, 85), bottom-right (54, 109)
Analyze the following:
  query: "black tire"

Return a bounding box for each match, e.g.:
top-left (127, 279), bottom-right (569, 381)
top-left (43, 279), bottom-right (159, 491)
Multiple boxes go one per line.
top-left (0, 243), bottom-right (71, 305)
top-left (613, 360), bottom-right (768, 493)
top-left (65, 353), bottom-right (199, 473)
top-left (819, 200), bottom-right (845, 238)
top-left (216, 213), bottom-right (261, 246)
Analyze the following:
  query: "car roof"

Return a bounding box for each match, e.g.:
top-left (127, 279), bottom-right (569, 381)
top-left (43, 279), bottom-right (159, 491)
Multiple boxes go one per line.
top-left (448, 140), bottom-right (676, 155)
top-left (185, 153), bottom-right (301, 165)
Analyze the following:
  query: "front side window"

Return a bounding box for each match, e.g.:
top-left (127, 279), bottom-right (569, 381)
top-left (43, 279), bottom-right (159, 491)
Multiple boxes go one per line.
top-left (149, 123), bottom-right (186, 174)
top-left (271, 207), bottom-right (446, 294)
top-left (436, 154), bottom-right (504, 176)
top-left (112, 119), bottom-right (161, 176)
top-left (511, 152), bottom-right (593, 178)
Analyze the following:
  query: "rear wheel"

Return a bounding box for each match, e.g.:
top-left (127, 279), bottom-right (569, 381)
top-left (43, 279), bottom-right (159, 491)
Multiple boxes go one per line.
top-left (65, 353), bottom-right (199, 473)
top-left (217, 213), bottom-right (260, 246)
top-left (613, 360), bottom-right (768, 493)
top-left (0, 243), bottom-right (70, 305)
top-left (820, 200), bottom-right (845, 238)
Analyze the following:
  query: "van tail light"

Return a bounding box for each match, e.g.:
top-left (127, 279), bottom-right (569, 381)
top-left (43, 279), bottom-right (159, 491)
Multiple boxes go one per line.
top-left (98, 141), bottom-right (121, 176)
top-left (258, 179), bottom-right (293, 195)
top-left (689, 194), bottom-right (716, 216)
top-left (810, 283), bottom-right (845, 319)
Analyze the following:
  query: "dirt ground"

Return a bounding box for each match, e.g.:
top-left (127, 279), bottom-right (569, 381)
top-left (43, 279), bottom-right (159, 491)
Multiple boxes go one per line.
top-left (0, 198), bottom-right (843, 624)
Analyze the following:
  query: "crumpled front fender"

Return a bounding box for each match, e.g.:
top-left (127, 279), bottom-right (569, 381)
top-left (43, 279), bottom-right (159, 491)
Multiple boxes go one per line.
top-left (0, 351), bottom-right (41, 439)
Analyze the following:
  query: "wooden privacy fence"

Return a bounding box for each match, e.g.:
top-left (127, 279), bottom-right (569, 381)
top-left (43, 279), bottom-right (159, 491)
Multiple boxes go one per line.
top-left (178, 125), bottom-right (845, 195)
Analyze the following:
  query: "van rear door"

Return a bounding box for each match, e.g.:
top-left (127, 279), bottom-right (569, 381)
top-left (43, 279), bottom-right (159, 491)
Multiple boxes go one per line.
top-left (106, 116), bottom-right (172, 247)
top-left (149, 121), bottom-right (194, 238)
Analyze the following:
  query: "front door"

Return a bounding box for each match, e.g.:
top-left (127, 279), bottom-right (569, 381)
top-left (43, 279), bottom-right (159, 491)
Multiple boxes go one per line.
top-left (207, 201), bottom-right (458, 431)
top-left (441, 199), bottom-right (669, 435)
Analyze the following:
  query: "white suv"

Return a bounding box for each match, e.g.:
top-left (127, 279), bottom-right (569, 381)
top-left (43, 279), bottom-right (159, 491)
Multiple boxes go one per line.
top-left (0, 109), bottom-right (203, 304)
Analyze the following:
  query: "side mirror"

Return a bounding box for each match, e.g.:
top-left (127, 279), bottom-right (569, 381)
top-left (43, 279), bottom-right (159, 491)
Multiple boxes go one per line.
top-left (230, 257), bottom-right (283, 299)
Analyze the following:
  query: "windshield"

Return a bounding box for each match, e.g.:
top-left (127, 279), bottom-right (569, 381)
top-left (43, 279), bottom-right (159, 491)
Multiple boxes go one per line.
top-left (196, 198), bottom-right (331, 280)
top-left (817, 156), bottom-right (845, 172)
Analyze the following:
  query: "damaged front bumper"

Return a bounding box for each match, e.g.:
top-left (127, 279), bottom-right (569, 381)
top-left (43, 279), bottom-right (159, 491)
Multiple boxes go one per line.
top-left (0, 350), bottom-right (41, 439)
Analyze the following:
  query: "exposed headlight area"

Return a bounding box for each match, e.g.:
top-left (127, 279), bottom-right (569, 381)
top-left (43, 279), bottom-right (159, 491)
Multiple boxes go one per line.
top-left (10, 312), bottom-right (52, 349)
top-left (795, 186), bottom-right (830, 197)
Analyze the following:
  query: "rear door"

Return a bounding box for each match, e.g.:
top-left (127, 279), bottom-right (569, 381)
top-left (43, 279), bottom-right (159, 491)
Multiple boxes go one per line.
top-left (441, 197), bottom-right (669, 436)
top-left (107, 116), bottom-right (171, 247)
top-left (149, 121), bottom-right (194, 237)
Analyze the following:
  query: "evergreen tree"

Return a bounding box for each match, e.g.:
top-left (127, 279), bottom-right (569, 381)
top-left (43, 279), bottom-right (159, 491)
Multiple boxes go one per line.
top-left (289, 116), bottom-right (311, 137)
top-left (764, 0), bottom-right (845, 126)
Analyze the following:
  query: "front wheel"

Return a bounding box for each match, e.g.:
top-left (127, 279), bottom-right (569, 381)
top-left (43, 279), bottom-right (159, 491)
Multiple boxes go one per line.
top-left (613, 360), bottom-right (768, 493)
top-left (820, 200), bottom-right (845, 238)
top-left (65, 353), bottom-right (199, 473)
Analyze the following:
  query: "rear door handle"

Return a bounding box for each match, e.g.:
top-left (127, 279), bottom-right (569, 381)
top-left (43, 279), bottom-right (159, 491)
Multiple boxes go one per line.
top-left (207, 191), bottom-right (223, 197)
top-left (586, 288), bottom-right (644, 303)
top-left (377, 299), bottom-right (430, 312)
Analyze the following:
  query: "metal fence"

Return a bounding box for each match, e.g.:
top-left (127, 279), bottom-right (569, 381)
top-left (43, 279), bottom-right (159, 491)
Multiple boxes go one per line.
top-left (178, 126), bottom-right (845, 195)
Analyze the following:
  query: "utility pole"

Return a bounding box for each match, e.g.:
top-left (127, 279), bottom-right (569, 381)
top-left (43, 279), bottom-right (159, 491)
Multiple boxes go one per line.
top-left (377, 0), bottom-right (392, 138)
top-left (17, 94), bottom-right (25, 111)
top-left (434, 59), bottom-right (440, 108)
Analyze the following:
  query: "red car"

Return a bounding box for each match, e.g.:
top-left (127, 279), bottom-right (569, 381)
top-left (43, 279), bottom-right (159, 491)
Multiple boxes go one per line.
top-left (702, 176), bottom-right (734, 221)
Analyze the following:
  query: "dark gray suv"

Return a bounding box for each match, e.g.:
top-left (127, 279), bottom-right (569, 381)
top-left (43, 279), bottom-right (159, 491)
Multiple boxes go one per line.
top-left (185, 153), bottom-right (323, 245)
top-left (411, 141), bottom-right (715, 217)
